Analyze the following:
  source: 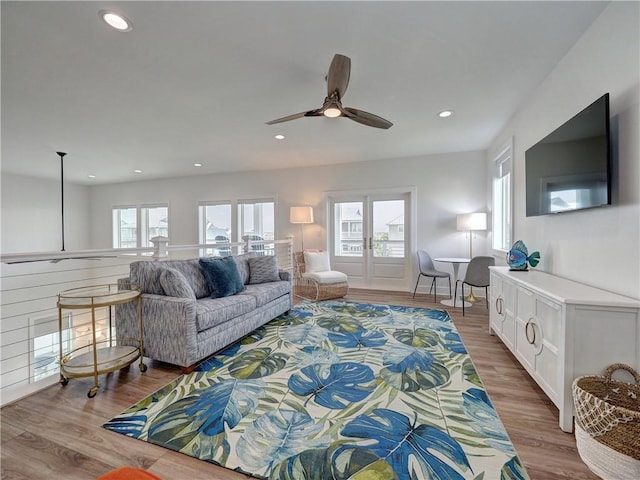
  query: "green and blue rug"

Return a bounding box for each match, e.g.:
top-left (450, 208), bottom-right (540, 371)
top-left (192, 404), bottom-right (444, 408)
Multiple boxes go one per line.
top-left (104, 301), bottom-right (528, 479)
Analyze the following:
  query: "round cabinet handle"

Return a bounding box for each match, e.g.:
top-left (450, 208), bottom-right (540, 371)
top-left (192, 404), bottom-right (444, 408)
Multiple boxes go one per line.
top-left (496, 297), bottom-right (504, 315)
top-left (525, 318), bottom-right (537, 345)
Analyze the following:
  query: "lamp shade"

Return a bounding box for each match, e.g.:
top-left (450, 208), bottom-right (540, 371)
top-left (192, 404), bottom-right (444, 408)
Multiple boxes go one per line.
top-left (290, 206), bottom-right (314, 224)
top-left (457, 212), bottom-right (487, 231)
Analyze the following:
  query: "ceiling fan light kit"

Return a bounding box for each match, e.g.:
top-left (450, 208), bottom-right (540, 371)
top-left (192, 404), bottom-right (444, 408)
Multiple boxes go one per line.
top-left (267, 54), bottom-right (392, 129)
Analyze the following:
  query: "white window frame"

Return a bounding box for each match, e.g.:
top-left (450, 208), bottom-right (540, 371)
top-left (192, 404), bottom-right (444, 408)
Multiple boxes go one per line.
top-left (492, 139), bottom-right (513, 253)
top-left (112, 206), bottom-right (137, 248)
top-left (140, 204), bottom-right (169, 247)
top-left (237, 198), bottom-right (275, 241)
top-left (198, 201), bottom-right (233, 256)
top-left (112, 204), bottom-right (169, 249)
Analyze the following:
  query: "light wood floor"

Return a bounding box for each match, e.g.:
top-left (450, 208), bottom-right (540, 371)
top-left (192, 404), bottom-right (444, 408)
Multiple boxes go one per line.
top-left (1, 289), bottom-right (598, 480)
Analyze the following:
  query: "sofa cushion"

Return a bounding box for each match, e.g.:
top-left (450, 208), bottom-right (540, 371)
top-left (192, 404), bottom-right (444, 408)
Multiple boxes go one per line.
top-left (131, 259), bottom-right (211, 299)
top-left (240, 281), bottom-right (291, 307)
top-left (232, 252), bottom-right (257, 285)
top-left (199, 257), bottom-right (245, 298)
top-left (304, 251), bottom-right (331, 273)
top-left (195, 294), bottom-right (257, 332)
top-left (303, 270), bottom-right (348, 284)
top-left (248, 255), bottom-right (280, 284)
top-left (160, 268), bottom-right (196, 299)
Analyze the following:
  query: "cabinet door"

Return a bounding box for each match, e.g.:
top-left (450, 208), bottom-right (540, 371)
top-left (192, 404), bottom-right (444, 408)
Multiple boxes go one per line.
top-left (489, 272), bottom-right (503, 335)
top-left (532, 296), bottom-right (561, 402)
top-left (515, 287), bottom-right (561, 404)
top-left (491, 272), bottom-right (516, 350)
top-left (515, 287), bottom-right (536, 373)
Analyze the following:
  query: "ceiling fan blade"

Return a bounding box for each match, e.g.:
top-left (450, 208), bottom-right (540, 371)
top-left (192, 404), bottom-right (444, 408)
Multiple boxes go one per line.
top-left (343, 107), bottom-right (393, 129)
top-left (266, 109), bottom-right (322, 125)
top-left (327, 54), bottom-right (351, 99)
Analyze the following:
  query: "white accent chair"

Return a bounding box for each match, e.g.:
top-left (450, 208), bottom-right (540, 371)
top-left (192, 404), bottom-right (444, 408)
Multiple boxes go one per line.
top-left (293, 251), bottom-right (349, 301)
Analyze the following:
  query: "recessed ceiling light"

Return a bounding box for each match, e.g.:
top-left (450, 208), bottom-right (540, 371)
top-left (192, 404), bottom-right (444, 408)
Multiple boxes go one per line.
top-left (194, 163), bottom-right (202, 167)
top-left (438, 110), bottom-right (453, 118)
top-left (88, 174), bottom-right (96, 179)
top-left (134, 169), bottom-right (142, 174)
top-left (274, 134), bottom-right (285, 140)
top-left (99, 10), bottom-right (133, 32)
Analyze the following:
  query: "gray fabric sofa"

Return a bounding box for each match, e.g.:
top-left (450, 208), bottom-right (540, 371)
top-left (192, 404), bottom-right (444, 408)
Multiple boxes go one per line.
top-left (115, 254), bottom-right (292, 372)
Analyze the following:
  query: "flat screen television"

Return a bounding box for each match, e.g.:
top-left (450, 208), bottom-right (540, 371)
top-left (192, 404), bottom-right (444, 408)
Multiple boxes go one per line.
top-left (525, 93), bottom-right (611, 217)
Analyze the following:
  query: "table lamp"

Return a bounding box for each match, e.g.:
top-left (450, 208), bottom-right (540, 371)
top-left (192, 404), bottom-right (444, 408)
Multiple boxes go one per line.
top-left (457, 212), bottom-right (487, 302)
top-left (290, 206), bottom-right (314, 250)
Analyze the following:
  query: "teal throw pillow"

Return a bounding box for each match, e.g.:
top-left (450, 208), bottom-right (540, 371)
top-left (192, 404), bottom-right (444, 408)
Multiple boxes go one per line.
top-left (199, 257), bottom-right (245, 298)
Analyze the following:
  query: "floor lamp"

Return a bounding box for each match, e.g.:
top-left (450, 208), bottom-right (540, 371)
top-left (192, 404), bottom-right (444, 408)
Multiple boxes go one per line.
top-left (456, 212), bottom-right (487, 303)
top-left (290, 206), bottom-right (314, 251)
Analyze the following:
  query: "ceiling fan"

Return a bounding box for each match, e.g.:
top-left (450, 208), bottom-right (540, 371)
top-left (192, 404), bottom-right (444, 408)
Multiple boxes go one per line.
top-left (266, 54), bottom-right (393, 129)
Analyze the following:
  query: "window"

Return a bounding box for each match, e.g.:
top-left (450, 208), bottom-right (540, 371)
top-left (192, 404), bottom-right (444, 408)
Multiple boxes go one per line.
top-left (112, 207), bottom-right (136, 248)
top-left (141, 205), bottom-right (168, 247)
top-left (112, 204), bottom-right (168, 249)
top-left (199, 202), bottom-right (232, 256)
top-left (238, 199), bottom-right (275, 241)
top-left (492, 140), bottom-right (512, 252)
top-left (238, 199), bottom-right (275, 255)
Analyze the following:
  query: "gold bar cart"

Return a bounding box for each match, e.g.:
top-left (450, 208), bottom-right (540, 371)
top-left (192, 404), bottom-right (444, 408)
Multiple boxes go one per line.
top-left (57, 284), bottom-right (146, 398)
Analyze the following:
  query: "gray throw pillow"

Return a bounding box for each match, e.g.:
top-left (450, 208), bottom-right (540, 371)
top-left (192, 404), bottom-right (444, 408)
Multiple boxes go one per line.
top-left (159, 268), bottom-right (196, 300)
top-left (248, 255), bottom-right (280, 284)
top-left (232, 252), bottom-right (257, 285)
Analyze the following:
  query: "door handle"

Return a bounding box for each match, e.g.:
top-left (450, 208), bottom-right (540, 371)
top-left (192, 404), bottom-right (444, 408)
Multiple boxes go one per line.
top-left (525, 318), bottom-right (537, 345)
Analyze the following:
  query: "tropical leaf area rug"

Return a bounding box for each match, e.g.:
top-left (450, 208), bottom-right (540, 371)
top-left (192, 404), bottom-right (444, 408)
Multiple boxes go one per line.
top-left (104, 301), bottom-right (529, 480)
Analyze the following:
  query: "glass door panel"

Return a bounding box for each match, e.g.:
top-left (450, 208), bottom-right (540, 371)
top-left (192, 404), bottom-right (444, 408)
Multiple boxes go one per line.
top-left (372, 199), bottom-right (406, 258)
top-left (333, 201), bottom-right (364, 257)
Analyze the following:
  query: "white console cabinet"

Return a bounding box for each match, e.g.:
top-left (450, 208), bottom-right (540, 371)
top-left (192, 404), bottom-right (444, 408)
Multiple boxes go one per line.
top-left (489, 266), bottom-right (640, 432)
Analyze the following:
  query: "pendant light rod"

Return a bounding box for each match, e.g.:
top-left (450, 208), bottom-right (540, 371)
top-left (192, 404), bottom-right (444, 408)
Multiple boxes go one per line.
top-left (57, 152), bottom-right (67, 251)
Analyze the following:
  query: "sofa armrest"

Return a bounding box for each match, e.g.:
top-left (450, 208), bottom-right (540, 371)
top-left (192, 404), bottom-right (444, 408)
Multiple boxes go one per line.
top-left (115, 293), bottom-right (198, 368)
top-left (278, 269), bottom-right (292, 282)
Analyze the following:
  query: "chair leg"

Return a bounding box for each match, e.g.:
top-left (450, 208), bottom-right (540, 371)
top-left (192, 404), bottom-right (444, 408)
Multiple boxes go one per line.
top-left (448, 278), bottom-right (452, 299)
top-left (453, 281), bottom-right (459, 307)
top-left (412, 274), bottom-right (422, 298)
top-left (462, 283), bottom-right (466, 316)
top-left (485, 286), bottom-right (489, 309)
top-left (431, 278), bottom-right (437, 303)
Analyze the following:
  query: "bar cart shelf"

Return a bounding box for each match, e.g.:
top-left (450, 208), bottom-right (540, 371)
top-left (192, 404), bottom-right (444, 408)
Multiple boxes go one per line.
top-left (57, 285), bottom-right (146, 398)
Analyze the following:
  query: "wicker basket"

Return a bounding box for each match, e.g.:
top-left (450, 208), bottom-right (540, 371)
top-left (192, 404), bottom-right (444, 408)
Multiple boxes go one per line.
top-left (572, 364), bottom-right (640, 479)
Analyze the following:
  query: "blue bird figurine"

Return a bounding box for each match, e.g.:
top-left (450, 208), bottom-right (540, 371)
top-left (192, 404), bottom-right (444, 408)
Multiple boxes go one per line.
top-left (507, 240), bottom-right (540, 271)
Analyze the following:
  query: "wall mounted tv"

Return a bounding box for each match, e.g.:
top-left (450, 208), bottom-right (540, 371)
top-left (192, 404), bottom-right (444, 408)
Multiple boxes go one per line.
top-left (525, 93), bottom-right (611, 217)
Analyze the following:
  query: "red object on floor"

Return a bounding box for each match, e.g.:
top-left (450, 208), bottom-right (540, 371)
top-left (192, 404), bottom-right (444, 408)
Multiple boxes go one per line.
top-left (97, 467), bottom-right (163, 480)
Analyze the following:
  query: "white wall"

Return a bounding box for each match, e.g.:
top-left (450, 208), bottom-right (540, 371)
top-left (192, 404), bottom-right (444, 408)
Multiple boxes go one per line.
top-left (89, 150), bottom-right (488, 289)
top-left (1, 173), bottom-right (91, 253)
top-left (488, 2), bottom-right (640, 299)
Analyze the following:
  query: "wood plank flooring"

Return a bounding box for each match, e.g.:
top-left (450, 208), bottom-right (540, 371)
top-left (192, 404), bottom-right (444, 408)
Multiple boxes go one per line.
top-left (1, 289), bottom-right (599, 480)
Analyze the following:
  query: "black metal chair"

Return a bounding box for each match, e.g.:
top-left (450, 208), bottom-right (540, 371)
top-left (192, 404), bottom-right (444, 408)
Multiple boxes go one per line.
top-left (413, 250), bottom-right (451, 302)
top-left (454, 256), bottom-right (495, 315)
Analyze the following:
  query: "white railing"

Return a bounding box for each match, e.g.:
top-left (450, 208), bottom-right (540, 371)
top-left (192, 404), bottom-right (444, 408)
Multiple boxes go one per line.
top-left (0, 238), bottom-right (292, 406)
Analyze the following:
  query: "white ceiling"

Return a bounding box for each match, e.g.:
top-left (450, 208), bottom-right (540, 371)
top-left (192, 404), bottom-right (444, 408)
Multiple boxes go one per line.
top-left (1, 1), bottom-right (609, 185)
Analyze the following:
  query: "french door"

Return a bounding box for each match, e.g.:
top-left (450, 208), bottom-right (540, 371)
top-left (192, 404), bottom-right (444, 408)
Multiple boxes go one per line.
top-left (329, 192), bottom-right (411, 290)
